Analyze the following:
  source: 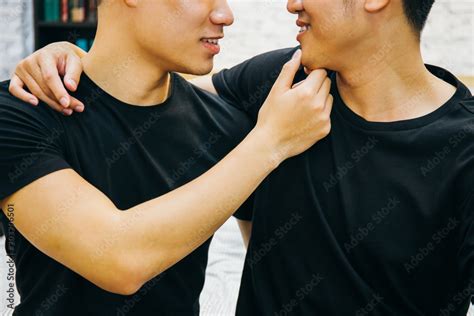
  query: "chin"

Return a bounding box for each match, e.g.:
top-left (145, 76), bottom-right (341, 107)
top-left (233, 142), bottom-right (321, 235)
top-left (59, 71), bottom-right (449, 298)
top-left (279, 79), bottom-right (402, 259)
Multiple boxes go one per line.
top-left (302, 49), bottom-right (330, 71)
top-left (180, 58), bottom-right (214, 76)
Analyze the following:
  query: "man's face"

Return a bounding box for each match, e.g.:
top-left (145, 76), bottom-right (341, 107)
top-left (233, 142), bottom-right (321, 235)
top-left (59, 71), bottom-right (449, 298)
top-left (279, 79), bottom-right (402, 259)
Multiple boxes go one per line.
top-left (129, 0), bottom-right (234, 75)
top-left (287, 0), bottom-right (369, 72)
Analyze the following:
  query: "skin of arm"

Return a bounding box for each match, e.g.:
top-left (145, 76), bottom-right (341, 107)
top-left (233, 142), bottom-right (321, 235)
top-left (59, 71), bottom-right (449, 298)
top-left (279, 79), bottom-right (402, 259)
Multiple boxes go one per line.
top-left (1, 128), bottom-right (274, 295)
top-left (3, 49), bottom-right (333, 295)
top-left (237, 219), bottom-right (252, 248)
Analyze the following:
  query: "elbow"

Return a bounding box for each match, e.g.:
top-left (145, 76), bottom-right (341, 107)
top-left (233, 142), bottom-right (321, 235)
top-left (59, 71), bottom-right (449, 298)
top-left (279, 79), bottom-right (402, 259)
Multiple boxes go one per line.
top-left (105, 277), bottom-right (142, 297)
top-left (95, 256), bottom-right (146, 296)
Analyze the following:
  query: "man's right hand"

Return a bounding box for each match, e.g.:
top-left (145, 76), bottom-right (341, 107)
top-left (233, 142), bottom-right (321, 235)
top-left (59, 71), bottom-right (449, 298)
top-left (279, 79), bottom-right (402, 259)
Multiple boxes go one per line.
top-left (9, 41), bottom-right (86, 115)
top-left (255, 49), bottom-right (332, 163)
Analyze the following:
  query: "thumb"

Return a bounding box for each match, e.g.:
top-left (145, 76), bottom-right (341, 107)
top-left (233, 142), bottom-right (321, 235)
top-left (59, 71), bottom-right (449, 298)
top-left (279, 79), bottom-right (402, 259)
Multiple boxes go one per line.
top-left (273, 49), bottom-right (302, 92)
top-left (63, 53), bottom-right (83, 92)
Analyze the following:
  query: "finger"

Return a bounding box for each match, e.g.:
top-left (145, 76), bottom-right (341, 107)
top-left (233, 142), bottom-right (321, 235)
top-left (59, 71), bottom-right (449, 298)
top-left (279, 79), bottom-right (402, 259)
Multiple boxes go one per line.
top-left (38, 54), bottom-right (71, 108)
top-left (62, 108), bottom-right (74, 116)
top-left (315, 78), bottom-right (332, 105)
top-left (63, 53), bottom-right (83, 92)
top-left (291, 80), bottom-right (304, 89)
top-left (22, 72), bottom-right (65, 113)
top-left (69, 96), bottom-right (85, 112)
top-left (300, 68), bottom-right (327, 93)
top-left (273, 49), bottom-right (302, 91)
top-left (9, 74), bottom-right (39, 106)
top-left (323, 94), bottom-right (334, 115)
top-left (32, 63), bottom-right (68, 108)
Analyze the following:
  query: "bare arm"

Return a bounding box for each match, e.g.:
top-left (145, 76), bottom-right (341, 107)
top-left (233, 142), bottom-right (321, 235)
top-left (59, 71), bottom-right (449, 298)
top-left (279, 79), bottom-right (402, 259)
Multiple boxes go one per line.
top-left (237, 219), bottom-right (252, 248)
top-left (1, 128), bottom-right (272, 295)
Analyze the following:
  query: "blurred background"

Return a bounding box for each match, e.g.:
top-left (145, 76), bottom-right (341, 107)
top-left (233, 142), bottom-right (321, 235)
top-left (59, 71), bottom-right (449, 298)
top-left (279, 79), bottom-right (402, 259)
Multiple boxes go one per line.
top-left (0, 0), bottom-right (473, 315)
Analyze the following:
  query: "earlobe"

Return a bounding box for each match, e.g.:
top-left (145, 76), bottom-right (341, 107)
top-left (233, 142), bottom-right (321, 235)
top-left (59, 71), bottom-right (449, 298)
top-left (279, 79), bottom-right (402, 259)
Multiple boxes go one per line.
top-left (364, 0), bottom-right (390, 13)
top-left (124, 0), bottom-right (139, 8)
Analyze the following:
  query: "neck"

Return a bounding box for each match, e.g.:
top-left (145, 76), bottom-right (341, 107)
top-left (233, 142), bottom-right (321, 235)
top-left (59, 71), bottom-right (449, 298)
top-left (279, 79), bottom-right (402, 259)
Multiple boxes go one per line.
top-left (335, 40), bottom-right (456, 122)
top-left (81, 21), bottom-right (171, 106)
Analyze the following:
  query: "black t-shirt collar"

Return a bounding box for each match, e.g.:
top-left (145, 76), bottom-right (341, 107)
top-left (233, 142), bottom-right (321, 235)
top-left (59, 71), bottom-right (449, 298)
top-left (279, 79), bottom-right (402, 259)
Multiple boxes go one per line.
top-left (331, 65), bottom-right (472, 131)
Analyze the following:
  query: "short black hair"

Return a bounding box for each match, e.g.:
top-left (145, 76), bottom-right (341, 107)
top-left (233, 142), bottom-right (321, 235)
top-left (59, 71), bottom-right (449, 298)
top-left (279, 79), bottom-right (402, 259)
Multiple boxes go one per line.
top-left (402, 0), bottom-right (435, 33)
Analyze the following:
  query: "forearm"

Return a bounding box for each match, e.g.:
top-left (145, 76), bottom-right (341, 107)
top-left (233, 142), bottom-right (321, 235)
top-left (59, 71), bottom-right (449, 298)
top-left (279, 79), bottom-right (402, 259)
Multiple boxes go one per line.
top-left (116, 128), bottom-right (277, 286)
top-left (237, 220), bottom-right (253, 248)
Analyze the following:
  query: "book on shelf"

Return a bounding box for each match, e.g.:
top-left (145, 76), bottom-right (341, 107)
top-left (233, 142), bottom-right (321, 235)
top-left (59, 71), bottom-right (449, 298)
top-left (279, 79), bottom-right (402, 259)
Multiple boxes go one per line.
top-left (44, 0), bottom-right (60, 22)
top-left (41, 0), bottom-right (97, 23)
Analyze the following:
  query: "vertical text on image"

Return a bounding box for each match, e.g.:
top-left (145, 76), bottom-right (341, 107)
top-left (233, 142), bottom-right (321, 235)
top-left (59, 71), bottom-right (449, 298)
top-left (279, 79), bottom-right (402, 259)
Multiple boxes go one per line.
top-left (5, 203), bottom-right (16, 309)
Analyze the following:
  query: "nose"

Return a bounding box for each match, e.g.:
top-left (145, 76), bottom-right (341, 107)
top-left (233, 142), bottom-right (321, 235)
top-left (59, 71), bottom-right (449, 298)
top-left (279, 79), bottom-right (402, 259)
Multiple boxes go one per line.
top-left (287, 0), bottom-right (303, 14)
top-left (210, 0), bottom-right (234, 26)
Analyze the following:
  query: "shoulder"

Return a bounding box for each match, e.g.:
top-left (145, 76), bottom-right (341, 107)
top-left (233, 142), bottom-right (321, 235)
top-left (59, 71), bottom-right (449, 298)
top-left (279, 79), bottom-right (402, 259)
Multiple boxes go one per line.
top-left (174, 74), bottom-right (254, 132)
top-left (0, 80), bottom-right (63, 128)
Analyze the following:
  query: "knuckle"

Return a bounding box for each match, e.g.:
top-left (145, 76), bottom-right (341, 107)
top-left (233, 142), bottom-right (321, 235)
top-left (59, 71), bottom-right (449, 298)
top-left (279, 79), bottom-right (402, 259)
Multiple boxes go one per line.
top-left (322, 122), bottom-right (331, 136)
top-left (43, 71), bottom-right (54, 82)
top-left (327, 94), bottom-right (334, 104)
top-left (313, 100), bottom-right (325, 110)
top-left (300, 89), bottom-right (313, 99)
top-left (16, 59), bottom-right (26, 70)
top-left (8, 84), bottom-right (15, 94)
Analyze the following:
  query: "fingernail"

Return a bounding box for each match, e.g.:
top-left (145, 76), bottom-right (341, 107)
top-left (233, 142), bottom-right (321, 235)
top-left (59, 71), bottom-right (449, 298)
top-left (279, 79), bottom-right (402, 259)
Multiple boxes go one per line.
top-left (74, 104), bottom-right (84, 112)
top-left (29, 99), bottom-right (38, 106)
top-left (62, 108), bottom-right (73, 116)
top-left (67, 79), bottom-right (77, 89)
top-left (60, 97), bottom-right (69, 108)
top-left (292, 49), bottom-right (301, 60)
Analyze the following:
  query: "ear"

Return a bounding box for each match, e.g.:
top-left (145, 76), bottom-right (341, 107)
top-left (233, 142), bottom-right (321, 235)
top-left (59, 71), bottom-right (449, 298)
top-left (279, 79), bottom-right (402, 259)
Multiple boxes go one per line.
top-left (124, 0), bottom-right (139, 8)
top-left (364, 0), bottom-right (390, 13)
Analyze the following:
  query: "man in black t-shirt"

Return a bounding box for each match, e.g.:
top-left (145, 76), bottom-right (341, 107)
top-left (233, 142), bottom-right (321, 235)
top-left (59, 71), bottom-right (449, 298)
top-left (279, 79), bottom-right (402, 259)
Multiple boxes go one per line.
top-left (0, 1), bottom-right (333, 315)
top-left (9, 0), bottom-right (474, 315)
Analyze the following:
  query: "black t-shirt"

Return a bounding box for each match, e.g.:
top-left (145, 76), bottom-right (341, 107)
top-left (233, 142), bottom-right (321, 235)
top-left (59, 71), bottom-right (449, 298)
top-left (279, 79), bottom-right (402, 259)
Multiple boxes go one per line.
top-left (0, 72), bottom-right (254, 316)
top-left (213, 47), bottom-right (474, 315)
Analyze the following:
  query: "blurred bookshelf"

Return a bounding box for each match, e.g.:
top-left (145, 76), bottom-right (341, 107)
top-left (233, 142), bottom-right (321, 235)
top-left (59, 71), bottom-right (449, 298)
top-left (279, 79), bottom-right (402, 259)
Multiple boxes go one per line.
top-left (33, 0), bottom-right (98, 51)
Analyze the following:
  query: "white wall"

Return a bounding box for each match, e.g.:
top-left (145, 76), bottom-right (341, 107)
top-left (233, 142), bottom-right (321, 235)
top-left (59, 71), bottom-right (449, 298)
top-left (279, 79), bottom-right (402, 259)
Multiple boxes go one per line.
top-left (0, 0), bottom-right (472, 80)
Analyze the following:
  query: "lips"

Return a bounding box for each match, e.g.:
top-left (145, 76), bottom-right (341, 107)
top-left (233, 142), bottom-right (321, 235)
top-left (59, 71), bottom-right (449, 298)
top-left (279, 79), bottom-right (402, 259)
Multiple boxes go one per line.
top-left (296, 19), bottom-right (311, 34)
top-left (296, 19), bottom-right (311, 42)
top-left (201, 37), bottom-right (222, 55)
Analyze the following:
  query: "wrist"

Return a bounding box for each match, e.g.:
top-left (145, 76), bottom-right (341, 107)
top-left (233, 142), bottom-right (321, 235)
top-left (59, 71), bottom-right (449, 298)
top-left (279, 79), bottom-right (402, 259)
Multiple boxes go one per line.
top-left (68, 42), bottom-right (87, 58)
top-left (247, 127), bottom-right (286, 171)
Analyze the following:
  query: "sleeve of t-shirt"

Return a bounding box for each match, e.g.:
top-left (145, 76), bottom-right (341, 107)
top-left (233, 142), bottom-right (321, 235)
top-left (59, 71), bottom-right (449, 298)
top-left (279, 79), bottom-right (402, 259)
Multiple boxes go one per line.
top-left (0, 81), bottom-right (71, 201)
top-left (212, 47), bottom-right (304, 121)
top-left (458, 192), bottom-right (474, 303)
top-left (232, 194), bottom-right (254, 221)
